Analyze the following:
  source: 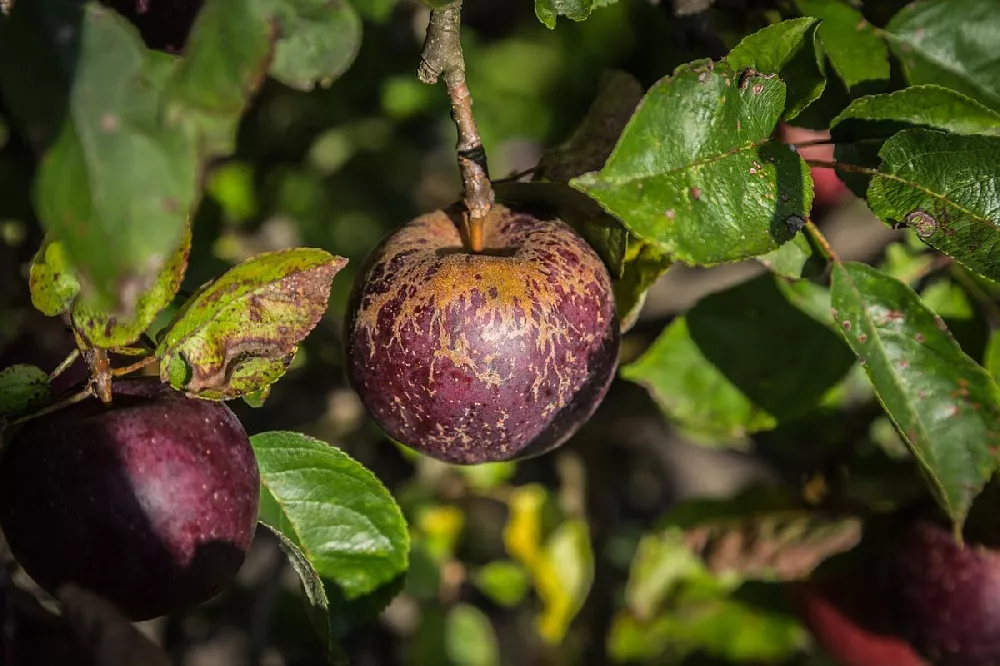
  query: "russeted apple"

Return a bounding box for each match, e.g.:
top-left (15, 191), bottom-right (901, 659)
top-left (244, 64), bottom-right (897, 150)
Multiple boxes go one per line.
top-left (345, 203), bottom-right (620, 464)
top-left (0, 377), bottom-right (259, 621)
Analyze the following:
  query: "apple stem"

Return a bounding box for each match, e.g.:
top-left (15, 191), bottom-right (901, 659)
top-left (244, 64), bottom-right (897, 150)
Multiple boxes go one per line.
top-left (418, 0), bottom-right (494, 253)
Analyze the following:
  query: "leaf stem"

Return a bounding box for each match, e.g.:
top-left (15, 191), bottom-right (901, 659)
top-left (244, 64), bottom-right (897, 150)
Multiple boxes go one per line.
top-left (110, 355), bottom-right (158, 378)
top-left (804, 219), bottom-right (842, 265)
top-left (10, 385), bottom-right (95, 427)
top-left (418, 0), bottom-right (494, 252)
top-left (804, 158), bottom-right (879, 177)
top-left (49, 349), bottom-right (81, 380)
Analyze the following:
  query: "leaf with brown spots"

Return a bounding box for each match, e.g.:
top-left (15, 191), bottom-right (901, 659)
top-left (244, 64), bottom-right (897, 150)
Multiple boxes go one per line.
top-left (156, 248), bottom-right (347, 400)
top-left (831, 261), bottom-right (1000, 530)
top-left (29, 237), bottom-right (81, 317)
top-left (71, 221), bottom-right (191, 348)
top-left (571, 60), bottom-right (813, 266)
top-left (866, 129), bottom-right (1000, 283)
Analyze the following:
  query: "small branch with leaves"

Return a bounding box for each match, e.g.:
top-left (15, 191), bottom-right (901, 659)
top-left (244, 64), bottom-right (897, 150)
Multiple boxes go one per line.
top-left (418, 0), bottom-right (494, 253)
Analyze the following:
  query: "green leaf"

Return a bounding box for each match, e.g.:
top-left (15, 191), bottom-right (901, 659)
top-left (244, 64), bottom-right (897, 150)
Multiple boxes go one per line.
top-left (473, 560), bottom-right (531, 608)
top-left (0, 364), bottom-right (51, 416)
top-left (71, 221), bottom-right (191, 348)
top-left (252, 431), bottom-right (409, 643)
top-left (621, 274), bottom-right (854, 441)
top-left (795, 0), bottom-right (889, 94)
top-left (572, 61), bottom-right (813, 266)
top-left (886, 0), bottom-right (1000, 112)
top-left (757, 233), bottom-right (821, 279)
top-left (157, 248), bottom-right (347, 400)
top-left (866, 129), bottom-right (1000, 283)
top-left (536, 70), bottom-right (644, 183)
top-left (831, 86), bottom-right (1000, 197)
top-left (267, 0), bottom-right (362, 91)
top-left (534, 0), bottom-right (593, 29)
top-left (725, 17), bottom-right (825, 119)
top-left (830, 262), bottom-right (1000, 529)
top-left (615, 239), bottom-right (673, 333)
top-left (166, 0), bottom-right (275, 158)
top-left (445, 604), bottom-right (500, 666)
top-left (28, 238), bottom-right (81, 316)
top-left (986, 329), bottom-right (1000, 385)
top-left (12, 2), bottom-right (198, 309)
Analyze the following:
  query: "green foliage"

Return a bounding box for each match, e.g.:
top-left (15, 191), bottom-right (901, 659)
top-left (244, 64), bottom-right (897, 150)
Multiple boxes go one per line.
top-left (252, 431), bottom-right (409, 647)
top-left (725, 17), bottom-right (825, 119)
top-left (4, 0), bottom-right (1000, 663)
top-left (886, 0), bottom-right (1000, 111)
top-left (622, 274), bottom-right (853, 442)
top-left (795, 0), bottom-right (889, 94)
top-left (573, 60), bottom-right (814, 265)
top-left (867, 130), bottom-right (1000, 283)
top-left (830, 262), bottom-right (1000, 528)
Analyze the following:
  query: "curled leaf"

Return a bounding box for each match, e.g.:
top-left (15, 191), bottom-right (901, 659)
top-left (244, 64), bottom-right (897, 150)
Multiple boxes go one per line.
top-left (157, 248), bottom-right (347, 400)
top-left (29, 238), bottom-right (81, 317)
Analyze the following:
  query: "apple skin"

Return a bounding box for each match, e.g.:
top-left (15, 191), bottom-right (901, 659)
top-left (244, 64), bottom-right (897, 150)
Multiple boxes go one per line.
top-left (0, 377), bottom-right (259, 621)
top-left (791, 568), bottom-right (927, 666)
top-left (345, 203), bottom-right (620, 464)
top-left (886, 520), bottom-right (1000, 666)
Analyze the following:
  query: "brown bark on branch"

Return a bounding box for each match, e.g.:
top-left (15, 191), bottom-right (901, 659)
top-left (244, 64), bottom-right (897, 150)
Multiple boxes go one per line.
top-left (418, 1), bottom-right (494, 252)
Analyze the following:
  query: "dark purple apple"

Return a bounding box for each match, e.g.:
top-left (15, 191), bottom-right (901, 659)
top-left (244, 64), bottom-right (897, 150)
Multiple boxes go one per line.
top-left (0, 377), bottom-right (259, 621)
top-left (886, 520), bottom-right (1000, 666)
top-left (345, 203), bottom-right (620, 464)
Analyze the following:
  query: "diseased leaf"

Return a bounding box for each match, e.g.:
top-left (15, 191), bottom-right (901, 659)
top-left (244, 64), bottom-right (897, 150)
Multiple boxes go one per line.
top-left (830, 262), bottom-right (1000, 529)
top-left (572, 61), bottom-right (813, 266)
top-left (866, 129), bottom-right (1000, 282)
top-left (267, 0), bottom-right (362, 91)
top-left (795, 0), bottom-right (889, 94)
top-left (831, 86), bottom-right (1000, 197)
top-left (253, 431), bottom-right (409, 644)
top-left (725, 17), bottom-right (825, 119)
top-left (886, 0), bottom-right (1000, 112)
top-left (157, 248), bottom-right (347, 400)
top-left (622, 274), bottom-right (853, 442)
top-left (536, 70), bottom-right (644, 183)
top-left (29, 238), bottom-right (81, 316)
top-left (71, 221), bottom-right (191, 348)
top-left (0, 364), bottom-right (51, 417)
top-left (667, 488), bottom-right (862, 582)
top-left (535, 0), bottom-right (593, 29)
